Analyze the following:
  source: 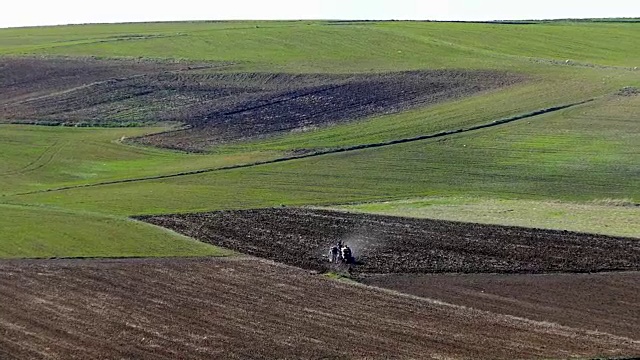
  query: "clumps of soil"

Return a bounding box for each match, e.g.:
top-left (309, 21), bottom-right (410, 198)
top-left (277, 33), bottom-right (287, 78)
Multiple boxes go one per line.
top-left (1, 57), bottom-right (524, 151)
top-left (617, 86), bottom-right (640, 96)
top-left (137, 208), bottom-right (640, 275)
top-left (0, 57), bottom-right (214, 103)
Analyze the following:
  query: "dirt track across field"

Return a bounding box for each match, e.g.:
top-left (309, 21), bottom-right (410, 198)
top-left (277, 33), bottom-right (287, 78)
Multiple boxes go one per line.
top-left (139, 208), bottom-right (640, 275)
top-left (363, 271), bottom-right (640, 339)
top-left (0, 57), bottom-right (523, 151)
top-left (0, 257), bottom-right (638, 359)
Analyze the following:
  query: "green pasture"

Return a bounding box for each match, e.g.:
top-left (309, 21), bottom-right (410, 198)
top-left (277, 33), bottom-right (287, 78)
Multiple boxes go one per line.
top-left (1, 20), bottom-right (639, 258)
top-left (6, 95), bottom-right (638, 217)
top-left (0, 204), bottom-right (228, 259)
top-left (1, 21), bottom-right (639, 72)
top-left (217, 67), bottom-right (640, 154)
top-left (334, 197), bottom-right (640, 238)
top-left (0, 125), bottom-right (278, 195)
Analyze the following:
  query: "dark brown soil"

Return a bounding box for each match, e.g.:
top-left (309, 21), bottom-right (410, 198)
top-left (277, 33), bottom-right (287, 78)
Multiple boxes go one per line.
top-left (363, 272), bottom-right (640, 339)
top-left (0, 257), bottom-right (637, 359)
top-left (0, 57), bottom-right (206, 106)
top-left (0, 57), bottom-right (224, 127)
top-left (0, 58), bottom-right (523, 151)
top-left (136, 70), bottom-right (522, 151)
top-left (138, 208), bottom-right (640, 275)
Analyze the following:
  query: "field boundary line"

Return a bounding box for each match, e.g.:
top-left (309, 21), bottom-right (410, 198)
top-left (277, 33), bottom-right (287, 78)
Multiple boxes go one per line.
top-left (11, 98), bottom-right (594, 196)
top-left (344, 273), bottom-right (640, 346)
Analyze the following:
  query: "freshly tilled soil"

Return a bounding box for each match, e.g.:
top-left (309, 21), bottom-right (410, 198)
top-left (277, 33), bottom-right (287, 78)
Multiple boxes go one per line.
top-left (139, 208), bottom-right (640, 275)
top-left (0, 257), bottom-right (638, 359)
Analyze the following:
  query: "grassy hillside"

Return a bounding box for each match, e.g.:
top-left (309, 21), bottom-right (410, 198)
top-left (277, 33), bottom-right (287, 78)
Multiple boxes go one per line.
top-left (0, 125), bottom-right (277, 195)
top-left (1, 21), bottom-right (639, 72)
top-left (1, 20), bottom-right (639, 257)
top-left (0, 204), bottom-right (228, 258)
top-left (216, 68), bottom-right (640, 154)
top-left (6, 94), bottom-right (638, 217)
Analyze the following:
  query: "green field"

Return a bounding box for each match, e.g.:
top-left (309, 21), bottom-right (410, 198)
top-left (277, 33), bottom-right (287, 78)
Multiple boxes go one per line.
top-left (2, 21), bottom-right (639, 71)
top-left (0, 204), bottom-right (229, 258)
top-left (334, 197), bottom-right (640, 238)
top-left (7, 94), bottom-right (638, 213)
top-left (1, 20), bottom-right (639, 258)
top-left (0, 125), bottom-right (279, 195)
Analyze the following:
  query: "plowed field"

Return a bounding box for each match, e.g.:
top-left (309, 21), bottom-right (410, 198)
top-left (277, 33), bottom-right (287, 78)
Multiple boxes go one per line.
top-left (363, 271), bottom-right (640, 339)
top-left (0, 58), bottom-right (522, 151)
top-left (139, 208), bottom-right (640, 275)
top-left (0, 257), bottom-right (637, 359)
top-left (136, 70), bottom-right (522, 151)
top-left (0, 57), bottom-right (205, 118)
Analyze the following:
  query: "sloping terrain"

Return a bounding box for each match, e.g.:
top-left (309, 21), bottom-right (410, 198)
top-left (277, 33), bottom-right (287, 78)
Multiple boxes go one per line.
top-left (135, 70), bottom-right (522, 151)
top-left (11, 89), bottom-right (638, 218)
top-left (0, 204), bottom-right (226, 259)
top-left (0, 257), bottom-right (637, 359)
top-left (362, 271), bottom-right (640, 339)
top-left (0, 57), bottom-right (202, 108)
top-left (138, 208), bottom-right (640, 275)
top-left (2, 21), bottom-right (638, 70)
top-left (0, 58), bottom-right (522, 151)
top-left (0, 20), bottom-right (639, 359)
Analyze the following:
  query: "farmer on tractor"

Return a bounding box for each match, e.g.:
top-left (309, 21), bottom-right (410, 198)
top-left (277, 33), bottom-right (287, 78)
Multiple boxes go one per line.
top-left (328, 241), bottom-right (355, 265)
top-left (341, 244), bottom-right (353, 264)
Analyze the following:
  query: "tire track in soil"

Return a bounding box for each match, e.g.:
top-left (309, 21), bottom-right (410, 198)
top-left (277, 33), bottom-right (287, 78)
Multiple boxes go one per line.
top-left (10, 98), bottom-right (594, 196)
top-left (0, 141), bottom-right (67, 177)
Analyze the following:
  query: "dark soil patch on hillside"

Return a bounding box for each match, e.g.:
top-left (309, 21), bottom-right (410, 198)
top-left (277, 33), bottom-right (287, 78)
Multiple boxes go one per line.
top-left (138, 208), bottom-right (640, 275)
top-left (618, 86), bottom-right (640, 96)
top-left (1, 58), bottom-right (523, 151)
top-left (0, 57), bottom-right (226, 126)
top-left (134, 70), bottom-right (523, 151)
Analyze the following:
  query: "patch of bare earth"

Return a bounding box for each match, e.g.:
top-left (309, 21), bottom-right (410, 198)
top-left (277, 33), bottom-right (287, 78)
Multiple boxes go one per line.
top-left (0, 57), bottom-right (218, 125)
top-left (135, 70), bottom-right (523, 151)
top-left (0, 257), bottom-right (637, 359)
top-left (137, 208), bottom-right (640, 275)
top-left (0, 58), bottom-right (523, 150)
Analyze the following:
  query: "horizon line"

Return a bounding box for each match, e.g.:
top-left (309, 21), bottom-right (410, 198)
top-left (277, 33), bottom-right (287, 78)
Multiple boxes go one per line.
top-left (2, 17), bottom-right (639, 30)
